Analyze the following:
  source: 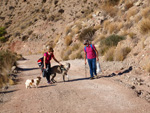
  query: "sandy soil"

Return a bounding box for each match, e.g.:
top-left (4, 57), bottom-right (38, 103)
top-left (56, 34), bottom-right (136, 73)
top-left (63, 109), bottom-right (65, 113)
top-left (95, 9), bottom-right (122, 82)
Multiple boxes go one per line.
top-left (0, 55), bottom-right (150, 113)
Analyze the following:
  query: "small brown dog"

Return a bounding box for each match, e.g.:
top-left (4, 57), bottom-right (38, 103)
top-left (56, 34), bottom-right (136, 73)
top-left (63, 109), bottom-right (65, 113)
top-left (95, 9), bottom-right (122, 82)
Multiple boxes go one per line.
top-left (50, 63), bottom-right (70, 83)
top-left (25, 76), bottom-right (41, 89)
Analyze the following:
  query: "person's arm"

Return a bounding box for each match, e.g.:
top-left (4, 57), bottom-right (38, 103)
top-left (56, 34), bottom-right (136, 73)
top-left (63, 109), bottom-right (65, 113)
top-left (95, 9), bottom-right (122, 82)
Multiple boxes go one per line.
top-left (43, 56), bottom-right (46, 69)
top-left (53, 56), bottom-right (62, 65)
top-left (95, 48), bottom-right (99, 61)
top-left (93, 45), bottom-right (99, 61)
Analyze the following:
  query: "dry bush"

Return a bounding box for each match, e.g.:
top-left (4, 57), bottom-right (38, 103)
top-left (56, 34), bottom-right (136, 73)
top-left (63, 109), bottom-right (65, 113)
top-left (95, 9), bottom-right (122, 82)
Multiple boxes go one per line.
top-left (53, 34), bottom-right (60, 47)
top-left (71, 43), bottom-right (80, 51)
top-left (144, 63), bottom-right (150, 73)
top-left (94, 25), bottom-right (101, 31)
top-left (126, 8), bottom-right (137, 21)
top-left (114, 47), bottom-right (131, 61)
top-left (104, 47), bottom-right (115, 61)
top-left (93, 34), bottom-right (106, 44)
top-left (101, 4), bottom-right (118, 17)
top-left (104, 0), bottom-right (120, 5)
top-left (107, 22), bottom-right (121, 34)
top-left (79, 27), bottom-right (96, 41)
top-left (139, 18), bottom-right (150, 35)
top-left (61, 47), bottom-right (72, 61)
top-left (141, 7), bottom-right (150, 19)
top-left (65, 35), bottom-right (72, 46)
top-left (128, 32), bottom-right (136, 39)
top-left (65, 25), bottom-right (73, 35)
top-left (103, 20), bottom-right (111, 31)
top-left (69, 49), bottom-right (83, 60)
top-left (69, 43), bottom-right (84, 60)
top-left (134, 15), bottom-right (142, 23)
top-left (125, 1), bottom-right (133, 10)
top-left (0, 50), bottom-right (17, 88)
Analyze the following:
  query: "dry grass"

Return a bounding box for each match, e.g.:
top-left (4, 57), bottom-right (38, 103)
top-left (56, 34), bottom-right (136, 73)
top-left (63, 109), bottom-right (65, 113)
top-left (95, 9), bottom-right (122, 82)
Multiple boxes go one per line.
top-left (139, 18), bottom-right (150, 35)
top-left (114, 47), bottom-right (131, 61)
top-left (103, 20), bottom-right (111, 31)
top-left (93, 34), bottom-right (106, 44)
top-left (125, 1), bottom-right (133, 10)
top-left (65, 35), bottom-right (72, 46)
top-left (128, 32), bottom-right (136, 39)
top-left (126, 8), bottom-right (137, 21)
top-left (104, 47), bottom-right (115, 61)
top-left (0, 50), bottom-right (17, 88)
top-left (79, 27), bottom-right (96, 41)
top-left (141, 7), bottom-right (150, 19)
top-left (144, 61), bottom-right (150, 73)
top-left (134, 15), bottom-right (142, 23)
top-left (69, 43), bottom-right (84, 60)
top-left (107, 22), bottom-right (123, 34)
top-left (101, 4), bottom-right (118, 17)
top-left (65, 25), bottom-right (73, 35)
top-left (54, 34), bottom-right (60, 47)
top-left (61, 47), bottom-right (72, 61)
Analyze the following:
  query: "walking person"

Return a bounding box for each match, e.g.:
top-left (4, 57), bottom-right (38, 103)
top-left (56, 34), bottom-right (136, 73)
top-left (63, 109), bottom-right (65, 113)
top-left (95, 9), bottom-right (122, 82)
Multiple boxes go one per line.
top-left (84, 39), bottom-right (99, 79)
top-left (42, 46), bottom-right (62, 84)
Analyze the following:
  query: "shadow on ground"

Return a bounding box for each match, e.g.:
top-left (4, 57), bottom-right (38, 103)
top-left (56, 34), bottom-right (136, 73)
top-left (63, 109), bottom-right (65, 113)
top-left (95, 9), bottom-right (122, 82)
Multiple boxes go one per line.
top-left (0, 89), bottom-right (19, 94)
top-left (100, 66), bottom-right (133, 78)
top-left (18, 67), bottom-right (39, 71)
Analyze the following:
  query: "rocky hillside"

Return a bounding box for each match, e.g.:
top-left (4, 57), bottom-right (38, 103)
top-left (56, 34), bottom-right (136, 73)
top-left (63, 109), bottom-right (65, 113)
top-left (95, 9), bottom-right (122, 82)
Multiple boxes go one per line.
top-left (0, 0), bottom-right (150, 72)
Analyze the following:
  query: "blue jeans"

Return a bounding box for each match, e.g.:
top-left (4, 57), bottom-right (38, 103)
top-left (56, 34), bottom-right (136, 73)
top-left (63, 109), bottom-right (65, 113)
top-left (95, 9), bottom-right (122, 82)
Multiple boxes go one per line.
top-left (87, 58), bottom-right (97, 77)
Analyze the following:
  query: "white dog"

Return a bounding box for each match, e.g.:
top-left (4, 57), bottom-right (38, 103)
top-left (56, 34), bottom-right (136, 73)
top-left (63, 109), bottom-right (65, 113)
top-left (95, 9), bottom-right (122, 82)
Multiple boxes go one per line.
top-left (25, 77), bottom-right (41, 89)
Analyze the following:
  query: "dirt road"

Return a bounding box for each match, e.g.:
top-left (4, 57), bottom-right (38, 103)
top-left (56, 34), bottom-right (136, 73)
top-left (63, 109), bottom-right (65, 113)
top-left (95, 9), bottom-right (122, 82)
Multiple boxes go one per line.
top-left (0, 55), bottom-right (150, 113)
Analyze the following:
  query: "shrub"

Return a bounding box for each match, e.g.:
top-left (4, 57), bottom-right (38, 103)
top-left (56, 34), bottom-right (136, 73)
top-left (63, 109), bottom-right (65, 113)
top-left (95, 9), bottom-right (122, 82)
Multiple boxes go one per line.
top-left (101, 34), bottom-right (125, 47)
top-left (140, 18), bottom-right (150, 35)
top-left (79, 27), bottom-right (96, 41)
top-left (0, 50), bottom-right (18, 88)
top-left (61, 47), bottom-right (72, 61)
top-left (114, 47), bottom-right (131, 61)
top-left (105, 0), bottom-right (120, 5)
top-left (0, 27), bottom-right (7, 37)
top-left (65, 35), bottom-right (72, 46)
top-left (104, 47), bottom-right (115, 61)
top-left (141, 7), bottom-right (150, 18)
top-left (126, 8), bottom-right (137, 21)
top-left (125, 1), bottom-right (133, 10)
top-left (0, 36), bottom-right (6, 42)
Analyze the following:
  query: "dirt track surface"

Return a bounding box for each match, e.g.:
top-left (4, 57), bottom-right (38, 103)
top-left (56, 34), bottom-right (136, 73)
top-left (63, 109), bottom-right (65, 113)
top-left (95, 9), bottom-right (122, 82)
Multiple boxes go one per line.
top-left (0, 55), bottom-right (150, 113)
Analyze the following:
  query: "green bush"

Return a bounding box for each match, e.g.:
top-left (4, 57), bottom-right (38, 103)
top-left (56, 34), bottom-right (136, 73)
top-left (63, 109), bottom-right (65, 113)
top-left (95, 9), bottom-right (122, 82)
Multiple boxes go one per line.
top-left (0, 27), bottom-right (7, 42)
top-left (101, 35), bottom-right (125, 47)
top-left (0, 27), bottom-right (7, 37)
top-left (99, 35), bottom-right (125, 55)
top-left (0, 36), bottom-right (6, 42)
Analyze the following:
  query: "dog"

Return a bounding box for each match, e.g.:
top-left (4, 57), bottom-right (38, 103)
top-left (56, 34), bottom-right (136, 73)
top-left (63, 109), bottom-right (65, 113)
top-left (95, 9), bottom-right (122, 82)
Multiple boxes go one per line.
top-left (25, 76), bottom-right (41, 89)
top-left (50, 63), bottom-right (70, 83)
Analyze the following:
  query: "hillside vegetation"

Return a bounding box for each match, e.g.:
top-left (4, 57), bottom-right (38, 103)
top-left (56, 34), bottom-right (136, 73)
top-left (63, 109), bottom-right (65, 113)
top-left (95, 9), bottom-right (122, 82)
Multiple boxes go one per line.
top-left (0, 0), bottom-right (150, 72)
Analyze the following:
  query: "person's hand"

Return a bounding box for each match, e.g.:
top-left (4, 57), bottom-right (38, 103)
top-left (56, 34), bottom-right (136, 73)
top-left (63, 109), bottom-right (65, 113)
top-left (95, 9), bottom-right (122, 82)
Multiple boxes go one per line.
top-left (85, 61), bottom-right (87, 65)
top-left (44, 66), bottom-right (46, 69)
top-left (97, 57), bottom-right (99, 61)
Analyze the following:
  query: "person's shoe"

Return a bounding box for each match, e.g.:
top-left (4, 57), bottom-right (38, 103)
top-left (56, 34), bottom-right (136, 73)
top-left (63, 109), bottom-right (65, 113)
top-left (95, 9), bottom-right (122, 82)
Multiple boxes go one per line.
top-left (94, 75), bottom-right (98, 79)
top-left (90, 77), bottom-right (94, 80)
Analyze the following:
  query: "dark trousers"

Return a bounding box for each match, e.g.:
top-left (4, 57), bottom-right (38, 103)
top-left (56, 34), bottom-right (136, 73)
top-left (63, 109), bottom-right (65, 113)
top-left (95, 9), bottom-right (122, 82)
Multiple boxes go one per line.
top-left (41, 63), bottom-right (51, 82)
top-left (87, 58), bottom-right (97, 77)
